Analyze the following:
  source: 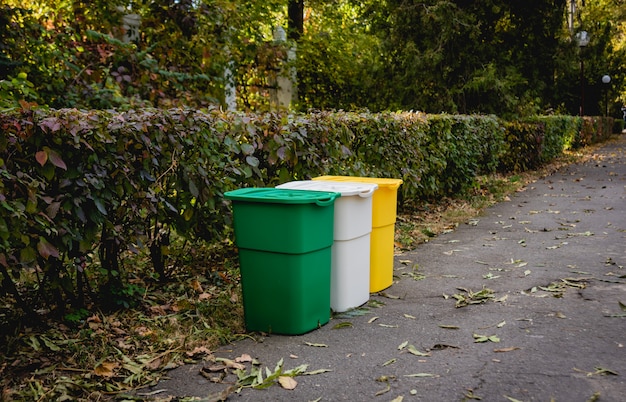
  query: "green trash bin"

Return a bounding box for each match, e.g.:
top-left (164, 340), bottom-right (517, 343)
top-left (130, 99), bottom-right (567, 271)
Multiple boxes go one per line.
top-left (224, 188), bottom-right (340, 335)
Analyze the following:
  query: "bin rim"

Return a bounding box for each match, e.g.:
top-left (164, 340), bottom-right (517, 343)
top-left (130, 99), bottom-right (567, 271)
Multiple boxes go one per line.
top-left (313, 175), bottom-right (403, 190)
top-left (276, 180), bottom-right (378, 198)
top-left (224, 187), bottom-right (340, 206)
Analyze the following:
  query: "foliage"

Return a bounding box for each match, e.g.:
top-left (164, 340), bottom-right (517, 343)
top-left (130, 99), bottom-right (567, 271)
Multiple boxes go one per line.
top-left (0, 107), bottom-right (607, 328)
top-left (1, 1), bottom-right (625, 115)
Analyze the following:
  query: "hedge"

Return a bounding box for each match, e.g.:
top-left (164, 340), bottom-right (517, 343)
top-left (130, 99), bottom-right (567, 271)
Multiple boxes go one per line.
top-left (0, 107), bottom-right (614, 317)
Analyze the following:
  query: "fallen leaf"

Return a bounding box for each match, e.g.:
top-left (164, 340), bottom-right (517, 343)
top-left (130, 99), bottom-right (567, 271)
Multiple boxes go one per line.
top-left (390, 396), bottom-right (404, 402)
top-left (382, 358), bottom-right (396, 367)
top-left (278, 376), bottom-right (297, 390)
top-left (464, 389), bottom-right (483, 400)
top-left (304, 342), bottom-right (328, 348)
top-left (379, 292), bottom-right (400, 299)
top-left (235, 354), bottom-right (253, 363)
top-left (398, 341), bottom-right (408, 350)
top-left (404, 314), bottom-right (416, 319)
top-left (303, 368), bottom-right (333, 375)
top-left (407, 345), bottom-right (430, 357)
top-left (368, 316), bottom-right (379, 323)
top-left (592, 366), bottom-right (619, 376)
top-left (332, 322), bottom-right (353, 329)
top-left (186, 346), bottom-right (213, 357)
top-left (494, 295), bottom-right (508, 303)
top-left (432, 344), bottom-right (460, 350)
top-left (403, 373), bottom-right (437, 378)
top-left (145, 357), bottom-right (162, 370)
top-left (473, 334), bottom-right (500, 343)
top-left (214, 358), bottom-right (245, 370)
top-left (375, 383), bottom-right (391, 396)
top-left (190, 279), bottom-right (203, 292)
top-left (94, 361), bottom-right (118, 377)
top-left (87, 315), bottom-right (102, 323)
top-left (494, 347), bottom-right (520, 353)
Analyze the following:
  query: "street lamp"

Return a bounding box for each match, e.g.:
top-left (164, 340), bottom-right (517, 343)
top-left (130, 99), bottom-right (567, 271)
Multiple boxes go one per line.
top-left (602, 75), bottom-right (611, 117)
top-left (575, 31), bottom-right (590, 116)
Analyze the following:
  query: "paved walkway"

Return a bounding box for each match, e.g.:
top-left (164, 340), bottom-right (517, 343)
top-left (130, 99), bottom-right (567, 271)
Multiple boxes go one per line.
top-left (150, 135), bottom-right (626, 402)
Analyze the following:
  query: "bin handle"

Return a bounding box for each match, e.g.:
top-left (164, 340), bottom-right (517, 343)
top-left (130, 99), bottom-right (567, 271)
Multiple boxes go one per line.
top-left (315, 194), bottom-right (339, 206)
top-left (358, 186), bottom-right (377, 198)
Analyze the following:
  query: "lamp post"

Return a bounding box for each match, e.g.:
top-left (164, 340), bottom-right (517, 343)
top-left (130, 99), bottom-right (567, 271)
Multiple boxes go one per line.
top-left (575, 31), bottom-right (590, 116)
top-left (602, 75), bottom-right (611, 117)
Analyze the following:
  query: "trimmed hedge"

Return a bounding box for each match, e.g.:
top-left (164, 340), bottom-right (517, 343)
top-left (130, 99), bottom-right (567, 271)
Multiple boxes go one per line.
top-left (0, 108), bottom-right (614, 316)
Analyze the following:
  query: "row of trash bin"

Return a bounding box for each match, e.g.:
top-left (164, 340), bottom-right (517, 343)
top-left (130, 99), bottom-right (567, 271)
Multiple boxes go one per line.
top-left (224, 176), bottom-right (403, 335)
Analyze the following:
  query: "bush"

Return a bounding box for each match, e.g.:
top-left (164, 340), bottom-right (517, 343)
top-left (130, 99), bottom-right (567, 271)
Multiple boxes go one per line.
top-left (0, 107), bottom-right (602, 321)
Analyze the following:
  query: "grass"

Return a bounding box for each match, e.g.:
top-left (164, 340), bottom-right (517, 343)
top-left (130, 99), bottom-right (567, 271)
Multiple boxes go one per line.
top-left (0, 139), bottom-right (612, 401)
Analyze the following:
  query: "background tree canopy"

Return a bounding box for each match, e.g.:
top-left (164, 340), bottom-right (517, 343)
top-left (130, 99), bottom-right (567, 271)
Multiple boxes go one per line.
top-left (1, 0), bottom-right (625, 118)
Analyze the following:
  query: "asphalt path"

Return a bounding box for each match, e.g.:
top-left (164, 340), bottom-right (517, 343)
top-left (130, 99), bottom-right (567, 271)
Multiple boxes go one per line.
top-left (146, 135), bottom-right (626, 402)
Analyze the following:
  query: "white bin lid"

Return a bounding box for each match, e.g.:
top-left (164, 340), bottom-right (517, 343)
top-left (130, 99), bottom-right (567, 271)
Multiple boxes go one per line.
top-left (277, 180), bottom-right (378, 198)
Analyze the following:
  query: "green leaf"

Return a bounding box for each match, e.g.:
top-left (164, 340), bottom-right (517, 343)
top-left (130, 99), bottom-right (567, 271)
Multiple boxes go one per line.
top-left (382, 358), bottom-right (396, 366)
top-left (438, 324), bottom-right (459, 329)
top-left (40, 336), bottom-right (61, 352)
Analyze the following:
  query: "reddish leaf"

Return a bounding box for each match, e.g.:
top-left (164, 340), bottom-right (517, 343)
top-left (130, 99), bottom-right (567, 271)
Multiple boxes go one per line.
top-left (37, 238), bottom-right (60, 260)
top-left (39, 117), bottom-right (62, 133)
top-left (35, 150), bottom-right (48, 166)
top-left (48, 150), bottom-right (67, 170)
top-left (45, 202), bottom-right (62, 219)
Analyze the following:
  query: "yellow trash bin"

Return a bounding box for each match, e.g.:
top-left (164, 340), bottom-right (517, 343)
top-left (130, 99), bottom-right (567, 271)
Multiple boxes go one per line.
top-left (313, 176), bottom-right (403, 292)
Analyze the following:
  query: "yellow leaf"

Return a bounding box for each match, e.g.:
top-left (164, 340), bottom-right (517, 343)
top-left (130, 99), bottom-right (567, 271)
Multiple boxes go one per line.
top-left (190, 279), bottom-right (203, 292)
top-left (94, 361), bottom-right (118, 377)
top-left (278, 376), bottom-right (297, 390)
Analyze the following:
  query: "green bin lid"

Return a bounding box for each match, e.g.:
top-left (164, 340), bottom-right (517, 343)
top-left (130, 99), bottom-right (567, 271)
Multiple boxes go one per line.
top-left (224, 187), bottom-right (340, 206)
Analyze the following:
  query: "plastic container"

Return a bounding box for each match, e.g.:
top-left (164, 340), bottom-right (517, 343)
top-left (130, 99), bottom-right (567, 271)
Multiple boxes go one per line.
top-left (312, 176), bottom-right (403, 292)
top-left (225, 187), bottom-right (339, 254)
top-left (276, 181), bottom-right (377, 240)
top-left (224, 187), bottom-right (340, 334)
top-left (276, 180), bottom-right (378, 312)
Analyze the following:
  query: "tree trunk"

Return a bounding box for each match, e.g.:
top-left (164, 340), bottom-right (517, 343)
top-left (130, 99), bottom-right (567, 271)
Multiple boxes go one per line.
top-left (288, 0), bottom-right (304, 41)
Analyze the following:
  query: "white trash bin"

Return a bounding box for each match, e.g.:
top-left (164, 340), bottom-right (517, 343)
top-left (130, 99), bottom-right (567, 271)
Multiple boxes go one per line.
top-left (276, 180), bottom-right (378, 312)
